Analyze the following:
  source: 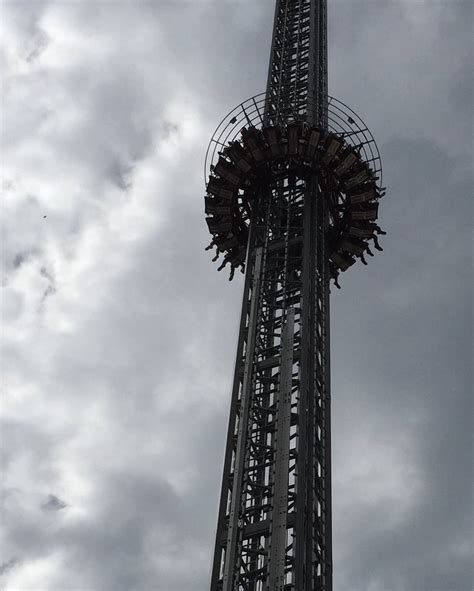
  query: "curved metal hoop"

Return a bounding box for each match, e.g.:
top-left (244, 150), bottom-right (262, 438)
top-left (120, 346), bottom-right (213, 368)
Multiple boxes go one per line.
top-left (205, 93), bottom-right (382, 186)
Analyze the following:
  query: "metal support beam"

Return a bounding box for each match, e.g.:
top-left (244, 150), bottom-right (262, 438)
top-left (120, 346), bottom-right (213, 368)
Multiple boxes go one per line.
top-left (222, 247), bottom-right (264, 590)
top-left (268, 307), bottom-right (295, 589)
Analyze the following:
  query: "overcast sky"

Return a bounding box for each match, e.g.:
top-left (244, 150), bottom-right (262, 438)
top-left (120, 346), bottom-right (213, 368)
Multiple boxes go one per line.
top-left (1, 1), bottom-right (473, 590)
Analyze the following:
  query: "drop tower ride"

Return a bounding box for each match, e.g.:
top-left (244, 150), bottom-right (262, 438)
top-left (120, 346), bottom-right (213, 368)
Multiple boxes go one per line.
top-left (204, 1), bottom-right (385, 589)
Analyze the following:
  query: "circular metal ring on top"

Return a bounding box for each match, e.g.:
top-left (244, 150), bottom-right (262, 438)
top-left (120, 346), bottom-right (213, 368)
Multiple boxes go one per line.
top-left (205, 93), bottom-right (382, 187)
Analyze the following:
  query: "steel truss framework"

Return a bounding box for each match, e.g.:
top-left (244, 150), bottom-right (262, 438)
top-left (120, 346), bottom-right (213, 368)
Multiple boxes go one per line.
top-left (211, 1), bottom-right (331, 589)
top-left (265, 0), bottom-right (327, 127)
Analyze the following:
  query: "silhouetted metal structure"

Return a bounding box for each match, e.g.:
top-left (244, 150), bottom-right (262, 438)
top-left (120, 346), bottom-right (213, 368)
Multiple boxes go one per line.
top-left (204, 1), bottom-right (385, 589)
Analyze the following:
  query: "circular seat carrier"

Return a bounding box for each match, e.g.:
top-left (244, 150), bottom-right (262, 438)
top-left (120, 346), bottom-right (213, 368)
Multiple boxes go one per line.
top-left (204, 94), bottom-right (385, 284)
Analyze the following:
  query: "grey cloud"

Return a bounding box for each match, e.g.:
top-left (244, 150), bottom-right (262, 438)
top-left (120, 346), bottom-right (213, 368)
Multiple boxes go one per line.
top-left (1, 196), bottom-right (46, 280)
top-left (12, 249), bottom-right (39, 271)
top-left (25, 27), bottom-right (50, 63)
top-left (0, 558), bottom-right (20, 577)
top-left (1, 1), bottom-right (472, 590)
top-left (41, 494), bottom-right (67, 512)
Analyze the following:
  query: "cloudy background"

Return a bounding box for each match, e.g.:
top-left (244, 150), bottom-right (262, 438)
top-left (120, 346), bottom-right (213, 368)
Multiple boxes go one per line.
top-left (1, 1), bottom-right (472, 589)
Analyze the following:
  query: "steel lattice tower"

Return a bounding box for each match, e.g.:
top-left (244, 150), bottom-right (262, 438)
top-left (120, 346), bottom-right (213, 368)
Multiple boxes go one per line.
top-left (204, 1), bottom-right (385, 589)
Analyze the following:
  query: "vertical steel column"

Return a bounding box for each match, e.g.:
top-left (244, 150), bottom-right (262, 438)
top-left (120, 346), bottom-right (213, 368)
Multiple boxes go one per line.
top-left (210, 1), bottom-right (331, 589)
top-left (209, 238), bottom-right (256, 588)
top-left (222, 247), bottom-right (264, 590)
top-left (268, 307), bottom-right (295, 590)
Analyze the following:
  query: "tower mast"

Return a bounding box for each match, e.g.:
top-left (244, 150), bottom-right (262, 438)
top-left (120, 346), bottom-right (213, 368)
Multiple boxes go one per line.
top-left (204, 1), bottom-right (385, 589)
top-left (265, 0), bottom-right (327, 128)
